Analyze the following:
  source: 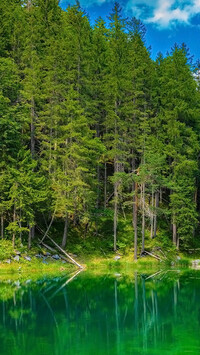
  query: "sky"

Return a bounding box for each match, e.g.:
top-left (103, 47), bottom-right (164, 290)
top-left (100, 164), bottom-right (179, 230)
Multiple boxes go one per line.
top-left (60, 0), bottom-right (200, 63)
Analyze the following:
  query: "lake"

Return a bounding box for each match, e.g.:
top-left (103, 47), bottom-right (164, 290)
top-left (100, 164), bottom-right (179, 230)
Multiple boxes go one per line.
top-left (0, 269), bottom-right (200, 355)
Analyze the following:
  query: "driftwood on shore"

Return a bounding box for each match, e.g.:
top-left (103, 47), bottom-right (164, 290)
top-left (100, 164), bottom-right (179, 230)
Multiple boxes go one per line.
top-left (37, 226), bottom-right (84, 269)
top-left (141, 250), bottom-right (163, 261)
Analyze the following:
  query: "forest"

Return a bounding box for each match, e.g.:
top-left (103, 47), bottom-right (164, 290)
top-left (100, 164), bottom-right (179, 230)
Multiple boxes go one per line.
top-left (1, 0), bottom-right (200, 259)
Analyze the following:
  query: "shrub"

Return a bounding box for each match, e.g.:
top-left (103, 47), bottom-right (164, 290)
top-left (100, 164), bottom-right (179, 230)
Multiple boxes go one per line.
top-left (0, 240), bottom-right (14, 260)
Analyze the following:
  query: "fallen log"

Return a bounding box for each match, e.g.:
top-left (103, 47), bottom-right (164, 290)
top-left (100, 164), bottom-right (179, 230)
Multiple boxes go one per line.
top-left (142, 250), bottom-right (163, 261)
top-left (37, 226), bottom-right (84, 269)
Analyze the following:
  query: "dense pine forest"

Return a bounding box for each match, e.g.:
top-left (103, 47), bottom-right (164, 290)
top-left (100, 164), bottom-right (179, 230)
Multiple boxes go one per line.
top-left (1, 0), bottom-right (200, 259)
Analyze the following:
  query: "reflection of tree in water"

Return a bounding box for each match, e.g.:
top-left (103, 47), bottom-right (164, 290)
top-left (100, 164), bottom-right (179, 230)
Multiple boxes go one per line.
top-left (0, 271), bottom-right (200, 354)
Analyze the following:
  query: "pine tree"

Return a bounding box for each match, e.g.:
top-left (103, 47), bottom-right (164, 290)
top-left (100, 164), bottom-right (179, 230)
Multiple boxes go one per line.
top-left (106, 2), bottom-right (128, 251)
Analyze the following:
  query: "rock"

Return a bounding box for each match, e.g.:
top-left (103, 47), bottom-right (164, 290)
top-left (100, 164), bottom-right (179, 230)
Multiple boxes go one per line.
top-left (24, 256), bottom-right (31, 261)
top-left (13, 255), bottom-right (20, 262)
top-left (52, 254), bottom-right (60, 260)
top-left (114, 256), bottom-right (121, 261)
top-left (35, 254), bottom-right (42, 258)
top-left (177, 256), bottom-right (181, 260)
top-left (62, 260), bottom-right (67, 264)
top-left (192, 259), bottom-right (200, 264)
top-left (15, 250), bottom-right (21, 255)
top-left (114, 273), bottom-right (121, 277)
top-left (5, 259), bottom-right (11, 264)
top-left (44, 252), bottom-right (51, 257)
top-left (171, 261), bottom-right (175, 266)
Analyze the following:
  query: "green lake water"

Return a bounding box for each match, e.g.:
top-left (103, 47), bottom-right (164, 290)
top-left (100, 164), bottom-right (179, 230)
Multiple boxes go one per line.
top-left (0, 269), bottom-right (200, 355)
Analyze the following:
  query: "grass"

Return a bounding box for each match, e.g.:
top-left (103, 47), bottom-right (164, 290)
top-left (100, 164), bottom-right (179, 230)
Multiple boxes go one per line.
top-left (0, 233), bottom-right (200, 283)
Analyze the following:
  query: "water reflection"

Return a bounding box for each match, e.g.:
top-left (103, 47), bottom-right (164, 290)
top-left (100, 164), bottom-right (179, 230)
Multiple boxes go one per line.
top-left (0, 270), bottom-right (200, 354)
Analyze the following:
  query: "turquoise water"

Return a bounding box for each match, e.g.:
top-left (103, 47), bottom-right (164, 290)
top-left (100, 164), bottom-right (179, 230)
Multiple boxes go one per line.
top-left (0, 270), bottom-right (200, 354)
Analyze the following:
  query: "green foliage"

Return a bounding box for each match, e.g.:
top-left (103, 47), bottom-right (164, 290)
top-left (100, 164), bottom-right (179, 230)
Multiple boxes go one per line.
top-left (0, 1), bottom-right (199, 257)
top-left (0, 240), bottom-right (14, 260)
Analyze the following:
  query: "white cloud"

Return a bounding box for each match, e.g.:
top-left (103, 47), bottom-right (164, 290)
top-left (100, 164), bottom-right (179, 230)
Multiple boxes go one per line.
top-left (127, 0), bottom-right (200, 28)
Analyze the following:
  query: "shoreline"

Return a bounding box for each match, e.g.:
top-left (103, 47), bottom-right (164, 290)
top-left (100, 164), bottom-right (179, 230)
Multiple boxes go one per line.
top-left (0, 253), bottom-right (199, 280)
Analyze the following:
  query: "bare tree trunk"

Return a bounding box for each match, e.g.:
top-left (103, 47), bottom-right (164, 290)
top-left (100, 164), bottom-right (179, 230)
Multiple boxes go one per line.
top-left (153, 192), bottom-right (159, 238)
top-left (28, 226), bottom-right (32, 249)
top-left (160, 188), bottom-right (162, 204)
top-left (19, 208), bottom-right (22, 245)
top-left (62, 214), bottom-right (68, 249)
top-left (31, 225), bottom-right (35, 239)
top-left (133, 182), bottom-right (138, 260)
top-left (176, 235), bottom-right (179, 250)
top-left (141, 183), bottom-right (145, 253)
top-left (193, 187), bottom-right (198, 238)
top-left (114, 174), bottom-right (118, 252)
top-left (31, 97), bottom-right (35, 158)
top-left (104, 162), bottom-right (107, 209)
top-left (150, 189), bottom-right (154, 239)
top-left (1, 216), bottom-right (3, 239)
top-left (12, 205), bottom-right (16, 248)
top-left (173, 219), bottom-right (177, 246)
top-left (96, 164), bottom-right (100, 209)
top-left (113, 100), bottom-right (119, 252)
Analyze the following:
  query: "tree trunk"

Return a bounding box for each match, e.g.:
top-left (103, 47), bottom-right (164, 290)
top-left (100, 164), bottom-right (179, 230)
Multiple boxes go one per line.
top-left (141, 183), bottom-right (145, 253)
top-left (176, 234), bottom-right (179, 250)
top-left (31, 97), bottom-right (35, 158)
top-left (153, 192), bottom-right (159, 238)
top-left (12, 205), bottom-right (16, 248)
top-left (19, 209), bottom-right (22, 245)
top-left (1, 215), bottom-right (4, 239)
top-left (150, 189), bottom-right (154, 239)
top-left (160, 188), bottom-right (162, 204)
top-left (114, 176), bottom-right (118, 252)
top-left (31, 225), bottom-right (35, 239)
top-left (133, 182), bottom-right (138, 260)
top-left (62, 214), bottom-right (68, 249)
top-left (28, 226), bottom-right (32, 249)
top-left (104, 162), bottom-right (107, 209)
top-left (173, 220), bottom-right (177, 246)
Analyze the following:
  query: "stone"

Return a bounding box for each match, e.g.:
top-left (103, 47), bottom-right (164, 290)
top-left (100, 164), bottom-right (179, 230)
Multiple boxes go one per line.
top-left (44, 252), bottom-right (51, 257)
top-left (13, 255), bottom-right (20, 262)
top-left (24, 256), bottom-right (31, 261)
top-left (114, 256), bottom-right (121, 261)
top-left (15, 251), bottom-right (21, 255)
top-left (192, 259), bottom-right (200, 264)
top-left (52, 254), bottom-right (60, 260)
top-left (5, 259), bottom-right (11, 264)
top-left (177, 256), bottom-right (181, 260)
top-left (35, 254), bottom-right (42, 258)
top-left (62, 260), bottom-right (67, 264)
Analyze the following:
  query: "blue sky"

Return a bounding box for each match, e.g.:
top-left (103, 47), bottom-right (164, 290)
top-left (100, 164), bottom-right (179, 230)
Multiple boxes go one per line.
top-left (60, 0), bottom-right (200, 62)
